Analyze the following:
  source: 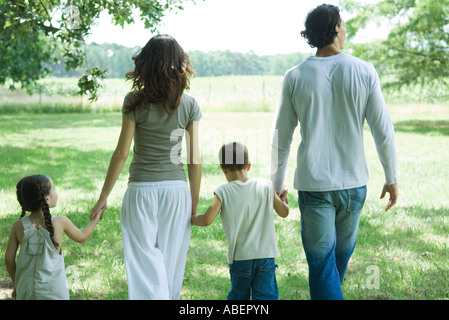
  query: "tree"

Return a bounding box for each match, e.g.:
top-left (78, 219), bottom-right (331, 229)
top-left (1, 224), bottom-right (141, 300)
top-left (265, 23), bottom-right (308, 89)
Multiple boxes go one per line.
top-left (0, 0), bottom-right (192, 101)
top-left (342, 0), bottom-right (449, 100)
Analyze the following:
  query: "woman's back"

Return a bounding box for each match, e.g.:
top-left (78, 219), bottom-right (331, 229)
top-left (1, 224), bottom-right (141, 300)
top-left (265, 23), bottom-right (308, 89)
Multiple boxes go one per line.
top-left (123, 92), bottom-right (201, 183)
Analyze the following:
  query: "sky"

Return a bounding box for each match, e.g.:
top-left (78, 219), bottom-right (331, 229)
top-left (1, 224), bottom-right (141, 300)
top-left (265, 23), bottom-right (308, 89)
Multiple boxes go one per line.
top-left (86, 0), bottom-right (385, 55)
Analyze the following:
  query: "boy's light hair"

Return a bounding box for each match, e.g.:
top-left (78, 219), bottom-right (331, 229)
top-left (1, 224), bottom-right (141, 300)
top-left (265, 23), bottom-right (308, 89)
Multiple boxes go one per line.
top-left (219, 142), bottom-right (249, 171)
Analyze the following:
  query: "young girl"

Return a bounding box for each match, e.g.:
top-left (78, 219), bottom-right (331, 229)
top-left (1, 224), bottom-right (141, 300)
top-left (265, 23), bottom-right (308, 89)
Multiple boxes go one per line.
top-left (4, 174), bottom-right (102, 300)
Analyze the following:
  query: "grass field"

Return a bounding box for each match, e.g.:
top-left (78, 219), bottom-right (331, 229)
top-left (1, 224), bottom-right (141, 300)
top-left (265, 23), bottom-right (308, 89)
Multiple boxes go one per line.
top-left (0, 76), bottom-right (283, 114)
top-left (0, 76), bottom-right (448, 300)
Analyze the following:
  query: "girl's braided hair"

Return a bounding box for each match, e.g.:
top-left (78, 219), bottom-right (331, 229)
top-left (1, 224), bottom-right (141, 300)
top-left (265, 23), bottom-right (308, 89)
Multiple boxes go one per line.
top-left (16, 175), bottom-right (58, 248)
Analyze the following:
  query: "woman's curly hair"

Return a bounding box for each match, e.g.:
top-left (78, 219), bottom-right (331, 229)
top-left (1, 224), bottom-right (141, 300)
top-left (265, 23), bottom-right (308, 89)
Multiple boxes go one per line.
top-left (124, 34), bottom-right (195, 114)
top-left (300, 4), bottom-right (342, 49)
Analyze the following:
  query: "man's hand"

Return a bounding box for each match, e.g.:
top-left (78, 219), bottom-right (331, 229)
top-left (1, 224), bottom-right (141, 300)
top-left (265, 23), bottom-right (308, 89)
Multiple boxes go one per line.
top-left (277, 188), bottom-right (289, 204)
top-left (380, 182), bottom-right (398, 211)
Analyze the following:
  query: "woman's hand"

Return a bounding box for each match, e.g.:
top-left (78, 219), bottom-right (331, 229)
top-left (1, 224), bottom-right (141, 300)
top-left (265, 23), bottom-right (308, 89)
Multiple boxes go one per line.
top-left (91, 198), bottom-right (107, 220)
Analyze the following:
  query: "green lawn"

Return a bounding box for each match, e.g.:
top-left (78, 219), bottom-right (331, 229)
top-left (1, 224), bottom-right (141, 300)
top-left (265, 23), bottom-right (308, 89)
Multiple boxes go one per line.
top-left (1, 80), bottom-right (449, 300)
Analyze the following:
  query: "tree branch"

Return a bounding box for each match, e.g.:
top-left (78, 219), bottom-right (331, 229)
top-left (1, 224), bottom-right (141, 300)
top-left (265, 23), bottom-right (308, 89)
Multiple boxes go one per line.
top-left (39, 23), bottom-right (61, 35)
top-left (387, 42), bottom-right (447, 64)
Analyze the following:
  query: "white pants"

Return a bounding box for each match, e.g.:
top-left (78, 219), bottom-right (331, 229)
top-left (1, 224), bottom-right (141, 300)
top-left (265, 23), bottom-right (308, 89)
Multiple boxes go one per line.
top-left (120, 181), bottom-right (192, 300)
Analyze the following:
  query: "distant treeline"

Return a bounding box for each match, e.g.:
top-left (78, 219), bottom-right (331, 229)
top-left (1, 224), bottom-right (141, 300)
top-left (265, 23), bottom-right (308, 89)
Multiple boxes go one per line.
top-left (188, 50), bottom-right (311, 77)
top-left (46, 42), bottom-right (311, 78)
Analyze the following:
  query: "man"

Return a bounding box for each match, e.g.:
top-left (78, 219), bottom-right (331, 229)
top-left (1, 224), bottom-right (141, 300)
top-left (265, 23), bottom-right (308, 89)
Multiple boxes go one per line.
top-left (271, 4), bottom-right (398, 300)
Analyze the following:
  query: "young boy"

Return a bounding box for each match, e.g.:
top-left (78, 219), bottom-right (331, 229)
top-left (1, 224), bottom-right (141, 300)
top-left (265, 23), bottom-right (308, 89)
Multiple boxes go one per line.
top-left (191, 142), bottom-right (289, 300)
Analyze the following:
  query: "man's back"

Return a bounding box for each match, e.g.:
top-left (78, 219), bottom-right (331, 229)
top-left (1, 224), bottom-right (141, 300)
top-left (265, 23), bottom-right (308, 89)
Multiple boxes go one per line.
top-left (273, 53), bottom-right (397, 192)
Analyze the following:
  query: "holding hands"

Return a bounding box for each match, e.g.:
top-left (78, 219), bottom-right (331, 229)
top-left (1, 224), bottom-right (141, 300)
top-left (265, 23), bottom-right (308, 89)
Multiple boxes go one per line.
top-left (277, 188), bottom-right (289, 204)
top-left (91, 197), bottom-right (107, 221)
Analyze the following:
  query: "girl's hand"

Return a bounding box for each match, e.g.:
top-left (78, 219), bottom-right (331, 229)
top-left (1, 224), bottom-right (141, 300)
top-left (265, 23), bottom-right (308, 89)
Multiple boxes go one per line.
top-left (91, 198), bottom-right (107, 221)
top-left (91, 208), bottom-right (104, 224)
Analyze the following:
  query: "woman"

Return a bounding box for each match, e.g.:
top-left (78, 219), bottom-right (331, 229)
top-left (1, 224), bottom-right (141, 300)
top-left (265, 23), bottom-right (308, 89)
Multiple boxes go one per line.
top-left (91, 34), bottom-right (202, 300)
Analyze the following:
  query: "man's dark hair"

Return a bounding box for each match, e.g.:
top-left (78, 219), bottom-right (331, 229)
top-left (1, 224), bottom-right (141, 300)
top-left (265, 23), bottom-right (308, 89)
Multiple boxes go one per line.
top-left (219, 142), bottom-right (249, 172)
top-left (300, 4), bottom-right (342, 49)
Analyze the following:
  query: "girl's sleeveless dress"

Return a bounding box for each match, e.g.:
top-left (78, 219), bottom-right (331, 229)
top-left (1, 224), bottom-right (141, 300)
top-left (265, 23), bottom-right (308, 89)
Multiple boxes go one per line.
top-left (15, 216), bottom-right (69, 300)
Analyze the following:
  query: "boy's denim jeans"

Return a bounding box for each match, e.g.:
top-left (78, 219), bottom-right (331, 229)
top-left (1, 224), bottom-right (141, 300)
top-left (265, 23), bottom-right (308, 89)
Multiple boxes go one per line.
top-left (228, 258), bottom-right (279, 300)
top-left (298, 186), bottom-right (367, 300)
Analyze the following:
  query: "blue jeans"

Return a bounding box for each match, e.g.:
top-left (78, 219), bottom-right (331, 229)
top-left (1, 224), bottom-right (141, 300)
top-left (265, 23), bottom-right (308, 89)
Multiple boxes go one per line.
top-left (298, 186), bottom-right (367, 300)
top-left (228, 258), bottom-right (279, 300)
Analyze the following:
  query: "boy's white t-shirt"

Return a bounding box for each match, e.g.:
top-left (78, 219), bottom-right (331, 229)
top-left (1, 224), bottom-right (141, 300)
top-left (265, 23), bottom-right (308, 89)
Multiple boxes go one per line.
top-left (214, 178), bottom-right (281, 264)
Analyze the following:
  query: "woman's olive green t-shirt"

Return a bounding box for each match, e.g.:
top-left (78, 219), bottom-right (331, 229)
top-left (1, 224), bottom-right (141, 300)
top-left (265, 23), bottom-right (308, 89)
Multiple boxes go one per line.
top-left (122, 92), bottom-right (202, 183)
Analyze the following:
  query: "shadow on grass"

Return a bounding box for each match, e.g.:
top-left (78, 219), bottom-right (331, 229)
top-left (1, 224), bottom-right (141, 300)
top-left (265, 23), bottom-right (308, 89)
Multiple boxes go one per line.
top-left (0, 113), bottom-right (126, 194)
top-left (0, 145), bottom-right (123, 194)
top-left (394, 119), bottom-right (449, 136)
top-left (183, 193), bottom-right (230, 300)
top-left (349, 204), bottom-right (449, 299)
top-left (0, 113), bottom-right (122, 136)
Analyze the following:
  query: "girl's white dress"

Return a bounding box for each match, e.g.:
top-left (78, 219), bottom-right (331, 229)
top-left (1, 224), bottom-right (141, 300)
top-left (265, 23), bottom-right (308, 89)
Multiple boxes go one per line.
top-left (15, 216), bottom-right (70, 300)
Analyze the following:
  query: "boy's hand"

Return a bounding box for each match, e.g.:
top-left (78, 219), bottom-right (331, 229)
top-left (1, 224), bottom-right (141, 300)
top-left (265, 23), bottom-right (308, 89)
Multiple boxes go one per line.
top-left (277, 188), bottom-right (289, 204)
